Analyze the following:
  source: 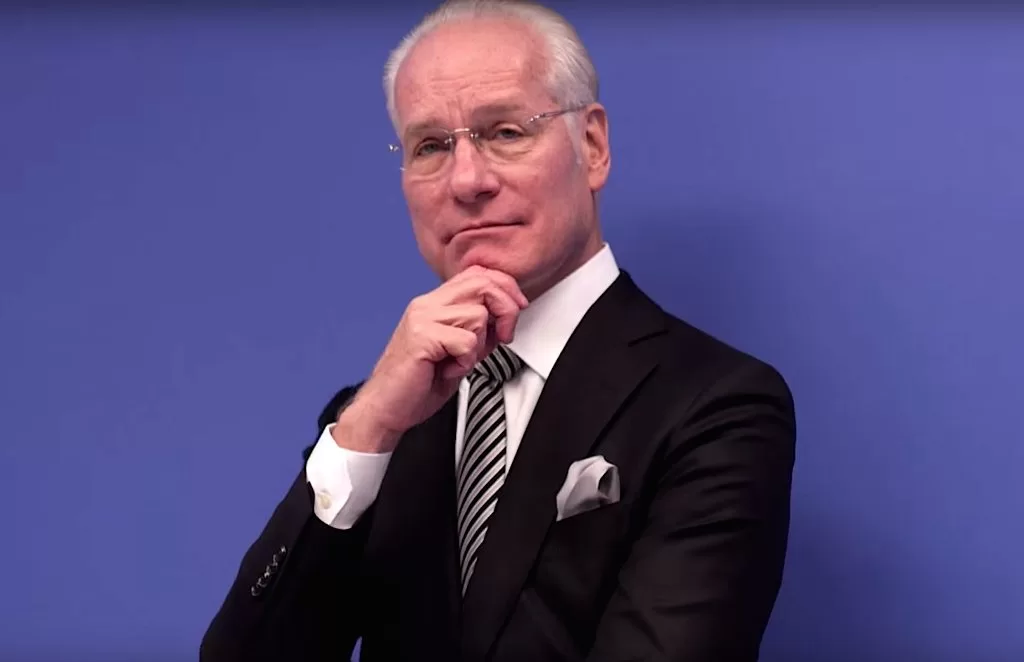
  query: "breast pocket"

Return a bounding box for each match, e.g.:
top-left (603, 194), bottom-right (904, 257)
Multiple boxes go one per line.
top-left (548, 501), bottom-right (625, 550)
top-left (530, 502), bottom-right (629, 651)
top-left (537, 502), bottom-right (628, 590)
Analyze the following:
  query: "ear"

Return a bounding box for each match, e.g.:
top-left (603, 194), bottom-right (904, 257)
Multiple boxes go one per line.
top-left (581, 103), bottom-right (611, 192)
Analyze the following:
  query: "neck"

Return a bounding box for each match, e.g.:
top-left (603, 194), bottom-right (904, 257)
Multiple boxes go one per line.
top-left (521, 231), bottom-right (604, 302)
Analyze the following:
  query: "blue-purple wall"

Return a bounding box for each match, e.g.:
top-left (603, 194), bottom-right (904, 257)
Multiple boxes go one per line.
top-left (2, 4), bottom-right (1021, 660)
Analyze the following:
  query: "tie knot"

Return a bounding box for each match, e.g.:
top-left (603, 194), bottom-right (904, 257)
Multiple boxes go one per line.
top-left (473, 345), bottom-right (522, 385)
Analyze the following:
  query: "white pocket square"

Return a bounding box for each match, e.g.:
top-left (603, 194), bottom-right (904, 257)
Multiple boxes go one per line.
top-left (555, 455), bottom-right (620, 522)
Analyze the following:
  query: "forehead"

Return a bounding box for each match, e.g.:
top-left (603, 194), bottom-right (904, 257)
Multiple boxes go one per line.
top-left (394, 17), bottom-right (551, 130)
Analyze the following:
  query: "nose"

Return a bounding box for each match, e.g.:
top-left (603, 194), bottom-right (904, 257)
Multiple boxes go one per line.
top-left (447, 134), bottom-right (500, 204)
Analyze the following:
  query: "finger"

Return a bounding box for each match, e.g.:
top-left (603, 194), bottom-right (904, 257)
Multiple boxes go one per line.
top-left (433, 303), bottom-right (489, 334)
top-left (438, 269), bottom-right (528, 311)
top-left (479, 287), bottom-right (520, 344)
top-left (481, 324), bottom-right (499, 358)
top-left (473, 268), bottom-right (529, 309)
top-left (430, 323), bottom-right (481, 369)
top-left (439, 356), bottom-right (474, 381)
top-left (436, 316), bottom-right (504, 380)
top-left (486, 302), bottom-right (521, 345)
top-left (429, 278), bottom-right (521, 343)
top-left (456, 278), bottom-right (523, 323)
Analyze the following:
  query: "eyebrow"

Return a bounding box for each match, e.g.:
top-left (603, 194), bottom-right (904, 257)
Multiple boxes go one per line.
top-left (402, 101), bottom-right (529, 139)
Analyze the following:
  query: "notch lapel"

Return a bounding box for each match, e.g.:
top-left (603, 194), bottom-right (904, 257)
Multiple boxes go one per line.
top-left (459, 273), bottom-right (667, 661)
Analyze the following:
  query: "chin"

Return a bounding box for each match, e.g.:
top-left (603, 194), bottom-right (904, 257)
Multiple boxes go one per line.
top-left (457, 259), bottom-right (529, 283)
top-left (451, 245), bottom-right (532, 280)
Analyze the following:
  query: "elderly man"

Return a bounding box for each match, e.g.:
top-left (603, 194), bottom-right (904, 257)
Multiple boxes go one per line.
top-left (202, 1), bottom-right (796, 661)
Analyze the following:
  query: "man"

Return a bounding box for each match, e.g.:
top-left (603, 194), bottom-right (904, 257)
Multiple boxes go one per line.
top-left (201, 1), bottom-right (796, 660)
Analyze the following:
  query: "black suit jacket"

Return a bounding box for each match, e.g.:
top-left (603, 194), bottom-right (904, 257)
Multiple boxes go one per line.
top-left (201, 272), bottom-right (796, 662)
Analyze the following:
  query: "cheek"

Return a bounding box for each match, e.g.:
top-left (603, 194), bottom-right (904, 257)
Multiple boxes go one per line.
top-left (402, 189), bottom-right (452, 278)
top-left (404, 186), bottom-right (443, 244)
top-left (528, 154), bottom-right (586, 223)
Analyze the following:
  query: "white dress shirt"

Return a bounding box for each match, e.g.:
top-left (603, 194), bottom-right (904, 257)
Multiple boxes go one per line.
top-left (305, 245), bottom-right (621, 530)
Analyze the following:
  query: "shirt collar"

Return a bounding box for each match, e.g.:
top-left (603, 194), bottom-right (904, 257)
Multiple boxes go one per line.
top-left (506, 244), bottom-right (620, 380)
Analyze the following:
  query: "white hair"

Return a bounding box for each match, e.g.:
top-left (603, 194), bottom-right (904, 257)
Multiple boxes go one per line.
top-left (382, 0), bottom-right (599, 135)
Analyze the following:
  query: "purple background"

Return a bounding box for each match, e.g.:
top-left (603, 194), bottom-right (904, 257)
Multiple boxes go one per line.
top-left (1, 3), bottom-right (1022, 660)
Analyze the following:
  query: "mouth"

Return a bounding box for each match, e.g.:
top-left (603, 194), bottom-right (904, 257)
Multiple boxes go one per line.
top-left (450, 220), bottom-right (523, 241)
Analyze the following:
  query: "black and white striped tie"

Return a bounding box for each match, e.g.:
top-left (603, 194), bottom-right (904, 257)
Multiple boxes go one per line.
top-left (456, 344), bottom-right (523, 595)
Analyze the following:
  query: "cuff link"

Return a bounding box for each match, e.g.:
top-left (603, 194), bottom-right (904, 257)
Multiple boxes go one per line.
top-left (316, 491), bottom-right (333, 511)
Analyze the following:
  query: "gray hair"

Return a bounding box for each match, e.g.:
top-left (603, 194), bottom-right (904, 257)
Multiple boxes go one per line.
top-left (382, 0), bottom-right (599, 135)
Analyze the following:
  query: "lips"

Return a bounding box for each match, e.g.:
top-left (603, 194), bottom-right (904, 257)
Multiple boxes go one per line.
top-left (450, 220), bottom-right (521, 240)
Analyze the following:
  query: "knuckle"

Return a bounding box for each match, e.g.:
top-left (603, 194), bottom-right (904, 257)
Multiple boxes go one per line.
top-left (467, 273), bottom-right (490, 291)
top-left (458, 266), bottom-right (486, 284)
top-left (405, 313), bottom-right (430, 338)
top-left (407, 294), bottom-right (429, 312)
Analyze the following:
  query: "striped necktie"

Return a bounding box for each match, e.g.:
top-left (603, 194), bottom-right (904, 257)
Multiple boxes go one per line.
top-left (456, 344), bottom-right (523, 595)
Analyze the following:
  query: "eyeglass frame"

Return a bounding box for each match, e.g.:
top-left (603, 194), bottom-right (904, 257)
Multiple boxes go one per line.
top-left (387, 104), bottom-right (588, 174)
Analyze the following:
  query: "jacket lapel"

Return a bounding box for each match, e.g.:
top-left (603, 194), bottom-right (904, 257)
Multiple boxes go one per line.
top-left (459, 273), bottom-right (667, 661)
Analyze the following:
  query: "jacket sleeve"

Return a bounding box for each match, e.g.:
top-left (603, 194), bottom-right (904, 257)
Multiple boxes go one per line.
top-left (200, 386), bottom-right (372, 662)
top-left (586, 361), bottom-right (797, 662)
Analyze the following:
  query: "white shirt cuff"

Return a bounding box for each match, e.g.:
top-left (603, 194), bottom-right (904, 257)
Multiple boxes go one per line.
top-left (305, 424), bottom-right (393, 530)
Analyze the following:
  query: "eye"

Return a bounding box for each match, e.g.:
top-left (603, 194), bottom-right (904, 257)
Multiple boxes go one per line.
top-left (413, 138), bottom-right (449, 158)
top-left (488, 124), bottom-right (527, 141)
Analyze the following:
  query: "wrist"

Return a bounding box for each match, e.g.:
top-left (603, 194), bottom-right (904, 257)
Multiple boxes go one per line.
top-left (332, 399), bottom-right (402, 453)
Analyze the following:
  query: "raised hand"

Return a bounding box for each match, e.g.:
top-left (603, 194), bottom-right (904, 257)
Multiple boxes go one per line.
top-left (332, 266), bottom-right (528, 453)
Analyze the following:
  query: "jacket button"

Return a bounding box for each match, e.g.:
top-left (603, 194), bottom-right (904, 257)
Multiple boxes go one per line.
top-left (250, 545), bottom-right (287, 598)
